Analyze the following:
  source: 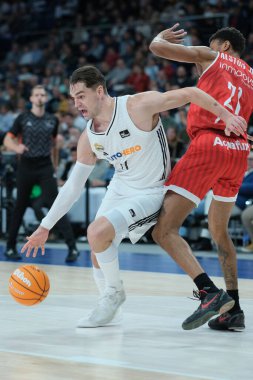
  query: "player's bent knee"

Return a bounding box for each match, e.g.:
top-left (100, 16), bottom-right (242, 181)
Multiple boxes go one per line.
top-left (87, 221), bottom-right (105, 246)
top-left (87, 219), bottom-right (114, 250)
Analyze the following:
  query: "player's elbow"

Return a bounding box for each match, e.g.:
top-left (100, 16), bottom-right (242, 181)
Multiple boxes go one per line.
top-left (182, 87), bottom-right (198, 104)
top-left (177, 87), bottom-right (194, 105)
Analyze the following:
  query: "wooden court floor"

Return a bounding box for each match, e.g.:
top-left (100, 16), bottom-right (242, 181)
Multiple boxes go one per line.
top-left (0, 260), bottom-right (253, 380)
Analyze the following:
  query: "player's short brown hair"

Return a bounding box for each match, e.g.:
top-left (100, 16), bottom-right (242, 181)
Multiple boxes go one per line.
top-left (69, 65), bottom-right (107, 93)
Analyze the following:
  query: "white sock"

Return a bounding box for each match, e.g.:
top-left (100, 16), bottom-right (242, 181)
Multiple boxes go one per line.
top-left (95, 243), bottom-right (122, 290)
top-left (92, 267), bottom-right (105, 295)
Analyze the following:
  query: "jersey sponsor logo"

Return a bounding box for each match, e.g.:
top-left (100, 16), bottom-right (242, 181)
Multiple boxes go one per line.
top-left (119, 129), bottom-right (130, 138)
top-left (213, 136), bottom-right (250, 151)
top-left (108, 145), bottom-right (142, 161)
top-left (94, 143), bottom-right (104, 151)
top-left (220, 53), bottom-right (246, 69)
top-left (220, 62), bottom-right (253, 90)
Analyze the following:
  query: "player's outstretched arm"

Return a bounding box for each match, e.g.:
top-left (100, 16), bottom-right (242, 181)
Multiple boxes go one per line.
top-left (141, 88), bottom-right (247, 137)
top-left (21, 130), bottom-right (96, 258)
top-left (184, 87), bottom-right (247, 136)
top-left (149, 24), bottom-right (217, 63)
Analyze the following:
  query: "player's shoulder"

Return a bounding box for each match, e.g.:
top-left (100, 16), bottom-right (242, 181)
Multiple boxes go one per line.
top-left (15, 110), bottom-right (31, 123)
top-left (129, 91), bottom-right (159, 104)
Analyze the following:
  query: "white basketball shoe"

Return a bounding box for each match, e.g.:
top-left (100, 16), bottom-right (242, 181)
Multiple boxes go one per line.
top-left (77, 284), bottom-right (126, 328)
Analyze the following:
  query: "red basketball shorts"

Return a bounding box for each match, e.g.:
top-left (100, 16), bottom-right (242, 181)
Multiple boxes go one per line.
top-left (165, 132), bottom-right (250, 206)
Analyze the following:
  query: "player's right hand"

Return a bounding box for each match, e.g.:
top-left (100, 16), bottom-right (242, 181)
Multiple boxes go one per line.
top-left (224, 115), bottom-right (247, 137)
top-left (16, 144), bottom-right (28, 155)
top-left (21, 226), bottom-right (49, 258)
top-left (159, 23), bottom-right (187, 44)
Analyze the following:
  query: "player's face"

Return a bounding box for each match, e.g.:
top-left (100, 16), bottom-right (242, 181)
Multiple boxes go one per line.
top-left (69, 82), bottom-right (103, 120)
top-left (30, 89), bottom-right (47, 107)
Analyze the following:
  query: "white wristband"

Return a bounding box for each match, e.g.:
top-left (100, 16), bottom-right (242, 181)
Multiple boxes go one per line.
top-left (41, 161), bottom-right (94, 230)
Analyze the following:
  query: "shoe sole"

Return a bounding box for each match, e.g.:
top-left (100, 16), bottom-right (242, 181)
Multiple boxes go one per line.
top-left (77, 309), bottom-right (123, 328)
top-left (182, 299), bottom-right (235, 330)
top-left (228, 326), bottom-right (245, 332)
top-left (209, 324), bottom-right (245, 332)
top-left (77, 319), bottom-right (122, 328)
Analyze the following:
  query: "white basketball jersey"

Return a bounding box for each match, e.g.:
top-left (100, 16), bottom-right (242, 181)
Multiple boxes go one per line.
top-left (86, 95), bottom-right (170, 195)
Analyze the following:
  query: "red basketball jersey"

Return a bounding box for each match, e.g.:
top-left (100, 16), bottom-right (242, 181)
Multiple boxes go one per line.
top-left (187, 52), bottom-right (253, 140)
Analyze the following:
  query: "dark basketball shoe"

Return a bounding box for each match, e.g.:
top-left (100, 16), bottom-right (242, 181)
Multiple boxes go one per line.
top-left (65, 248), bottom-right (80, 263)
top-left (4, 248), bottom-right (22, 260)
top-left (182, 289), bottom-right (235, 330)
top-left (208, 310), bottom-right (245, 332)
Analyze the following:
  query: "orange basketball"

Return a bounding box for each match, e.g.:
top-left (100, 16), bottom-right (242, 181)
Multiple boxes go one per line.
top-left (8, 265), bottom-right (50, 306)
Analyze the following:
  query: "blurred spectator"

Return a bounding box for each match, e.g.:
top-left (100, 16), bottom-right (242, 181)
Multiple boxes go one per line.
top-left (4, 42), bottom-right (21, 65)
top-left (0, 103), bottom-right (16, 133)
top-left (72, 15), bottom-right (89, 45)
top-left (172, 65), bottom-right (194, 88)
top-left (89, 160), bottom-right (114, 187)
top-left (160, 110), bottom-right (178, 132)
top-left (144, 56), bottom-right (160, 81)
top-left (127, 64), bottom-right (150, 93)
top-left (174, 107), bottom-right (189, 144)
top-left (166, 126), bottom-right (187, 167)
top-left (86, 35), bottom-right (105, 63)
top-left (105, 58), bottom-right (131, 95)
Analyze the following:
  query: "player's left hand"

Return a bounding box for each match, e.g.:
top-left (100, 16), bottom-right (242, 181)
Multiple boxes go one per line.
top-left (224, 115), bottom-right (247, 137)
top-left (159, 23), bottom-right (187, 44)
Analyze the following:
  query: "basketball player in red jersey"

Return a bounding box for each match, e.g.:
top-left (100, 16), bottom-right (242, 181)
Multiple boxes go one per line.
top-left (150, 26), bottom-right (253, 331)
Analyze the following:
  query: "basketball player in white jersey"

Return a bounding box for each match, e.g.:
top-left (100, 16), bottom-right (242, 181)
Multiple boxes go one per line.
top-left (21, 65), bottom-right (246, 328)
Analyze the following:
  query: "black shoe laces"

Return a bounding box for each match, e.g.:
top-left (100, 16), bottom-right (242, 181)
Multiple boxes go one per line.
top-left (188, 289), bottom-right (207, 301)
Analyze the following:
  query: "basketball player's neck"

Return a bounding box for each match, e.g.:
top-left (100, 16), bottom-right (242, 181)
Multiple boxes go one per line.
top-left (222, 48), bottom-right (240, 58)
top-left (93, 96), bottom-right (115, 131)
